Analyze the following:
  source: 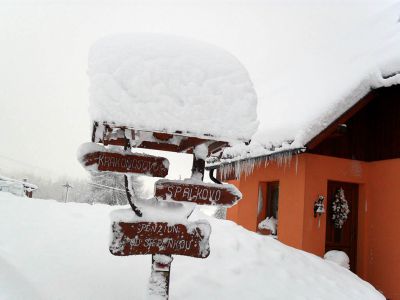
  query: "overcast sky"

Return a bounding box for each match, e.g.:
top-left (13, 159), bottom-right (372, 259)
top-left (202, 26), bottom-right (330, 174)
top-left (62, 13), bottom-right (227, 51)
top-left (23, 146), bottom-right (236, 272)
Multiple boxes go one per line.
top-left (0, 0), bottom-right (396, 181)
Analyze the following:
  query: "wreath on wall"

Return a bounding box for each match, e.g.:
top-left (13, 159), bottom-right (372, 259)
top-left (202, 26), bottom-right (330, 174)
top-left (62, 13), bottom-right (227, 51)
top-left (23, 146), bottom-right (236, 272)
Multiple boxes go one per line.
top-left (332, 188), bottom-right (350, 229)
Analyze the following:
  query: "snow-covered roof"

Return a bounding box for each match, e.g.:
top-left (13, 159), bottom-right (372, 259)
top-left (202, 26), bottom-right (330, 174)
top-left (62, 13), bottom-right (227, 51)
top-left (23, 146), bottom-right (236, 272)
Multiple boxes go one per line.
top-left (0, 175), bottom-right (38, 191)
top-left (211, 3), bottom-right (400, 167)
top-left (88, 33), bottom-right (258, 142)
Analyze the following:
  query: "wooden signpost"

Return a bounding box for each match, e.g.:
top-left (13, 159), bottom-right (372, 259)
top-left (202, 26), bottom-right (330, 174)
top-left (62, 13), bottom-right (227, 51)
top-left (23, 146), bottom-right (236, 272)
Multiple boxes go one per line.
top-left (155, 179), bottom-right (241, 207)
top-left (79, 122), bottom-right (244, 299)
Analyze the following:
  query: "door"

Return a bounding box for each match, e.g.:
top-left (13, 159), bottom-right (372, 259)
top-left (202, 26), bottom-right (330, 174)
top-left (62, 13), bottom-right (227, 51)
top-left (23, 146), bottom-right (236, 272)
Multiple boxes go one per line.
top-left (257, 182), bottom-right (279, 235)
top-left (325, 181), bottom-right (358, 272)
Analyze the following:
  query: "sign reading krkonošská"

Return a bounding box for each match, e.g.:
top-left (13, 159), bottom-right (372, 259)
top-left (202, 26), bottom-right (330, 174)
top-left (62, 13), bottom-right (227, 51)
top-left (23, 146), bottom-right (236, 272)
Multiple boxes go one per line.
top-left (80, 148), bottom-right (169, 177)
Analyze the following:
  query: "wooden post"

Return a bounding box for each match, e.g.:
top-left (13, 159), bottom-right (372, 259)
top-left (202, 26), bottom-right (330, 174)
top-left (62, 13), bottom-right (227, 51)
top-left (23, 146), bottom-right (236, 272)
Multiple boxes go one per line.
top-left (148, 254), bottom-right (173, 299)
top-left (191, 156), bottom-right (205, 181)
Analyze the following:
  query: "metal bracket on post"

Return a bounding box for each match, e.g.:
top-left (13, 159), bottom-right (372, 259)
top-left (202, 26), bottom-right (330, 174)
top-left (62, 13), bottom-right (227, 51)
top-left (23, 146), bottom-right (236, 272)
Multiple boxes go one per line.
top-left (148, 254), bottom-right (173, 299)
top-left (209, 168), bottom-right (222, 184)
top-left (123, 137), bottom-right (142, 217)
top-left (123, 175), bottom-right (142, 217)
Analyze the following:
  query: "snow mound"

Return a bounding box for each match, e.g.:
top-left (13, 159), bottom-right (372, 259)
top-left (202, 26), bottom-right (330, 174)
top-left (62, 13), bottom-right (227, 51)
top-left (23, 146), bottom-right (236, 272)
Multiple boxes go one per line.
top-left (324, 250), bottom-right (351, 269)
top-left (88, 33), bottom-right (258, 141)
top-left (258, 216), bottom-right (277, 235)
top-left (0, 192), bottom-right (384, 300)
top-left (0, 257), bottom-right (41, 300)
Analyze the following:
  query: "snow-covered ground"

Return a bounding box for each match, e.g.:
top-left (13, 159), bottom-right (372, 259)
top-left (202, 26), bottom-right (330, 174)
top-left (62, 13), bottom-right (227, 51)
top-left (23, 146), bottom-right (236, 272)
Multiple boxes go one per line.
top-left (0, 192), bottom-right (384, 300)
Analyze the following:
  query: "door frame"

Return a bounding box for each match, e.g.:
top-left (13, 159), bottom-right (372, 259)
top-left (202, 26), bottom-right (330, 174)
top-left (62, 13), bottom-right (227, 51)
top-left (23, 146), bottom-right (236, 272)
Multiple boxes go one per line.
top-left (325, 180), bottom-right (359, 272)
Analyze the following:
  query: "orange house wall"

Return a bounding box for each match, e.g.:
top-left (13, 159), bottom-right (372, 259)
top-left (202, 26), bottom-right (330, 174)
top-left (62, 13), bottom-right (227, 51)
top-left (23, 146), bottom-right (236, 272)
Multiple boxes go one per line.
top-left (227, 156), bottom-right (307, 249)
top-left (367, 159), bottom-right (400, 300)
top-left (226, 153), bottom-right (400, 299)
top-left (301, 154), bottom-right (369, 279)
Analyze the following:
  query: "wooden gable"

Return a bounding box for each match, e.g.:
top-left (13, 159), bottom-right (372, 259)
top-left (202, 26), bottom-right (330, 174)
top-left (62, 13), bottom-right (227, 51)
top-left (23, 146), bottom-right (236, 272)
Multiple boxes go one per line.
top-left (308, 85), bottom-right (400, 161)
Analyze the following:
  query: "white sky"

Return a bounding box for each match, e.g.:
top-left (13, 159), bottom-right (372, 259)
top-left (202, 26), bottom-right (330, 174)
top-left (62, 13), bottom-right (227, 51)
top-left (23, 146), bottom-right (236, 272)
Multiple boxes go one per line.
top-left (0, 0), bottom-right (396, 180)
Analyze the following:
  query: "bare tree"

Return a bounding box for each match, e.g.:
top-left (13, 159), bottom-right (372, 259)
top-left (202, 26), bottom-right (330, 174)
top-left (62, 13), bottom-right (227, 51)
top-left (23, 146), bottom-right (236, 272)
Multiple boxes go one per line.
top-left (89, 173), bottom-right (144, 205)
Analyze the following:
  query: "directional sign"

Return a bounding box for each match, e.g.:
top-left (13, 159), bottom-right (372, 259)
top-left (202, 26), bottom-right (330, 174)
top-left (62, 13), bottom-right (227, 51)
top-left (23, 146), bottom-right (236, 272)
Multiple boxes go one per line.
top-left (154, 179), bottom-right (242, 207)
top-left (110, 221), bottom-right (211, 258)
top-left (79, 149), bottom-right (169, 177)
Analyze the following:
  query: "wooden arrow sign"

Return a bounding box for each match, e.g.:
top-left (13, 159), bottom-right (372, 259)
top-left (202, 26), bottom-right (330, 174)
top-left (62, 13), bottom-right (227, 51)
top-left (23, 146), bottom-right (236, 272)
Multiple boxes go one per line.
top-left (78, 143), bottom-right (169, 177)
top-left (110, 221), bottom-right (211, 258)
top-left (155, 179), bottom-right (242, 207)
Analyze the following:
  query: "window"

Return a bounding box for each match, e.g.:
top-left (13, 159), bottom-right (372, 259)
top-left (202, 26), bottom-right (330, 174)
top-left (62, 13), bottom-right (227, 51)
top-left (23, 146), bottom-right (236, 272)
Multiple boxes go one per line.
top-left (257, 181), bottom-right (279, 235)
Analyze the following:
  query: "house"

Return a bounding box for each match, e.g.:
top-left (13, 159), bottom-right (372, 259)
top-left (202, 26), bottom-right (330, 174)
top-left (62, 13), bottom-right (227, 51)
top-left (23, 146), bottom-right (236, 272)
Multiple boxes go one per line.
top-left (205, 4), bottom-right (400, 298)
top-left (0, 175), bottom-right (38, 198)
top-left (212, 83), bottom-right (400, 299)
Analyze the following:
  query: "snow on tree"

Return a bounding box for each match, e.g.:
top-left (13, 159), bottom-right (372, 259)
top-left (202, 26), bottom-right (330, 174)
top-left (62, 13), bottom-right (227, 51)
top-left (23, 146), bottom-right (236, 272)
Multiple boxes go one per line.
top-left (89, 173), bottom-right (144, 206)
top-left (214, 206), bottom-right (227, 219)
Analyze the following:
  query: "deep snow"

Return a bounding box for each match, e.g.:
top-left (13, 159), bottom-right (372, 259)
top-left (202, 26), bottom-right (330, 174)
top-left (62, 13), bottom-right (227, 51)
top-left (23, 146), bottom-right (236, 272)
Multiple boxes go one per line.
top-left (0, 192), bottom-right (384, 300)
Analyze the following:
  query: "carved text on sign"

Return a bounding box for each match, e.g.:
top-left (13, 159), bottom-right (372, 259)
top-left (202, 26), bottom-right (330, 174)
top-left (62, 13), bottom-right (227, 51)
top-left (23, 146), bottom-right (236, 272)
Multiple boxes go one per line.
top-left (80, 150), bottom-right (169, 177)
top-left (109, 221), bottom-right (211, 258)
top-left (155, 179), bottom-right (242, 206)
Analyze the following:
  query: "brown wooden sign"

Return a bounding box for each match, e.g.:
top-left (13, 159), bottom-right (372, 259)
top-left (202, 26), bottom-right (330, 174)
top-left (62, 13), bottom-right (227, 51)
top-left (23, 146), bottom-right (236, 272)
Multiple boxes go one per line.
top-left (110, 221), bottom-right (211, 258)
top-left (80, 150), bottom-right (169, 177)
top-left (154, 179), bottom-right (242, 207)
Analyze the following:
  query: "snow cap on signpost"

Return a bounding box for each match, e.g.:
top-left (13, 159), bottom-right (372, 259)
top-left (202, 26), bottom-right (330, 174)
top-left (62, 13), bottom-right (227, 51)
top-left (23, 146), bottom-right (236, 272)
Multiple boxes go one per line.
top-left (88, 33), bottom-right (258, 142)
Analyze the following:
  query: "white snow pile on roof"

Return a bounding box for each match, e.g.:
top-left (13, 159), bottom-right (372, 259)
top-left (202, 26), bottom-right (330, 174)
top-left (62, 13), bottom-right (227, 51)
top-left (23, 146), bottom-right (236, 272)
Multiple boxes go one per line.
top-left (88, 33), bottom-right (258, 142)
top-left (213, 2), bottom-right (400, 165)
top-left (0, 192), bottom-right (385, 300)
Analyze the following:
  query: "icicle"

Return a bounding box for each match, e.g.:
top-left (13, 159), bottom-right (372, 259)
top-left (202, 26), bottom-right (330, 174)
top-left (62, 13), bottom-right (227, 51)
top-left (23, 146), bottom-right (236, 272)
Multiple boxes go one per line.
top-left (219, 148), bottom-right (307, 181)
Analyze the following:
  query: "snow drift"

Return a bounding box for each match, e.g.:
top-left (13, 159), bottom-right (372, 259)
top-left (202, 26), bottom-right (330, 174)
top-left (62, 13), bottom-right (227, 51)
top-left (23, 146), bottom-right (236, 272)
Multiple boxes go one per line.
top-left (0, 192), bottom-right (384, 300)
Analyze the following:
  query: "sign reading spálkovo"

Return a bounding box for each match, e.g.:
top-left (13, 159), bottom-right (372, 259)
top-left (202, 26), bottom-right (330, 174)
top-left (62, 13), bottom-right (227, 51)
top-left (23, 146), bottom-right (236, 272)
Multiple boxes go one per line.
top-left (155, 179), bottom-right (241, 206)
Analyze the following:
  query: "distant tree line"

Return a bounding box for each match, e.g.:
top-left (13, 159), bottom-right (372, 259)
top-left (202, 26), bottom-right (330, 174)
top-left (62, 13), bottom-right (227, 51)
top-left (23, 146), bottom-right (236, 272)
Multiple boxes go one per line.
top-left (2, 170), bottom-right (144, 205)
